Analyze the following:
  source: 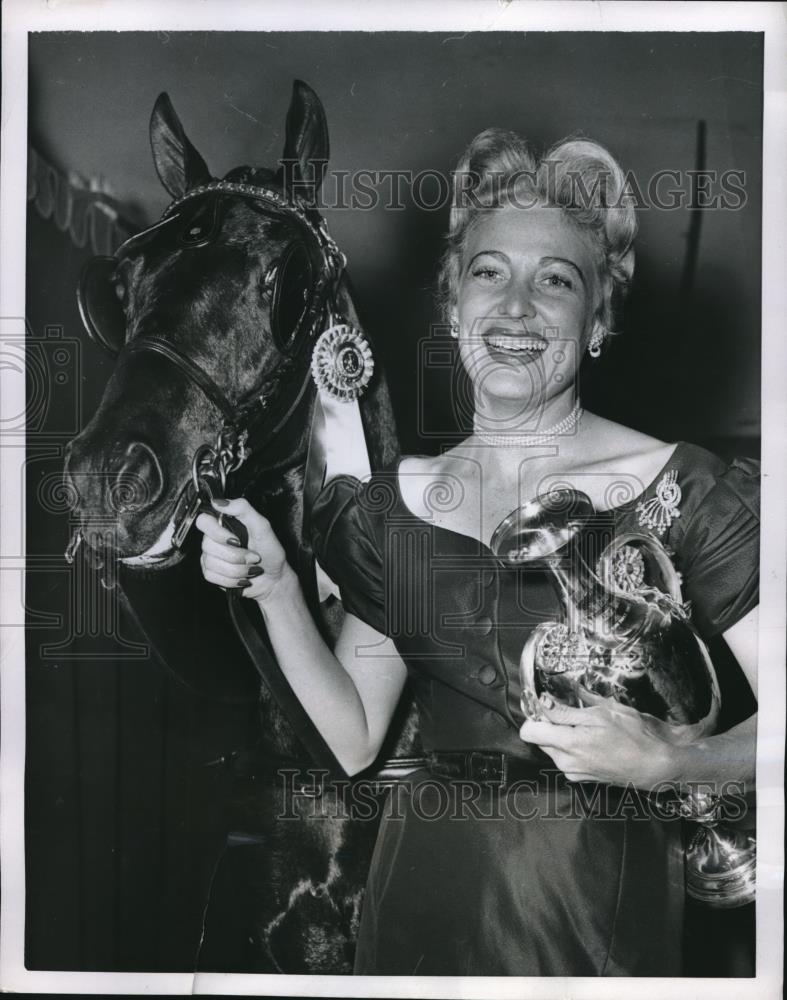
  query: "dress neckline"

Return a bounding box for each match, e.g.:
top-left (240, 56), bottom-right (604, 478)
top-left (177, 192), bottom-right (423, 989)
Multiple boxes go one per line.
top-left (391, 441), bottom-right (684, 553)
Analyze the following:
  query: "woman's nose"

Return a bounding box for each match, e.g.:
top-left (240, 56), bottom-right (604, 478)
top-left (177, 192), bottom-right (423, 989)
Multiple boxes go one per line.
top-left (497, 280), bottom-right (536, 319)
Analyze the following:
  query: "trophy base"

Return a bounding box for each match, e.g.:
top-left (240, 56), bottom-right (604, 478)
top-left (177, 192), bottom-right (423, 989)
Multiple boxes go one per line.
top-left (686, 824), bottom-right (756, 909)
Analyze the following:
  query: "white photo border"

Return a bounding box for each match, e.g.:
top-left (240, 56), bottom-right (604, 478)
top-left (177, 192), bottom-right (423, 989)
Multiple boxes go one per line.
top-left (2, 1), bottom-right (784, 997)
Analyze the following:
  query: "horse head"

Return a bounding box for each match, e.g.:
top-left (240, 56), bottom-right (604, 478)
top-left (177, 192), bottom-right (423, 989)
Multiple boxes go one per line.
top-left (64, 82), bottom-right (389, 572)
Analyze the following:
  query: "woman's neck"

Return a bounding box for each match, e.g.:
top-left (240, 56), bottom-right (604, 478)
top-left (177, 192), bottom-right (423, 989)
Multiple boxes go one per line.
top-left (472, 389), bottom-right (579, 439)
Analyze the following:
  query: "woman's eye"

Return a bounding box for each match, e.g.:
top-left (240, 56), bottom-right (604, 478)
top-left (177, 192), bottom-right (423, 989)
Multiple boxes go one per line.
top-left (542, 273), bottom-right (572, 290)
top-left (471, 266), bottom-right (504, 282)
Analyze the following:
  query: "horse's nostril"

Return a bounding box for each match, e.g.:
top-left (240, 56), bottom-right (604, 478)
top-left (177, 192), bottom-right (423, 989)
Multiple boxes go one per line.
top-left (110, 441), bottom-right (164, 513)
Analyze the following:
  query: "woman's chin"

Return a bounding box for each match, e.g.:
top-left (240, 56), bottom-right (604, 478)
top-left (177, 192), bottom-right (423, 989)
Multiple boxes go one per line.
top-left (473, 372), bottom-right (557, 412)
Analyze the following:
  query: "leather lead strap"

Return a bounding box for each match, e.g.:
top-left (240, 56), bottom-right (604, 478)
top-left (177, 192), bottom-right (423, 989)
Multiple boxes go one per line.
top-left (212, 488), bottom-right (347, 777)
top-left (301, 394), bottom-right (329, 534)
top-left (226, 593), bottom-right (349, 779)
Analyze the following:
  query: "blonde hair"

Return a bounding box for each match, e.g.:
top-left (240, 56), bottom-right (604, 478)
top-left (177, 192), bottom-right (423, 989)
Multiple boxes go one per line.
top-left (439, 129), bottom-right (637, 333)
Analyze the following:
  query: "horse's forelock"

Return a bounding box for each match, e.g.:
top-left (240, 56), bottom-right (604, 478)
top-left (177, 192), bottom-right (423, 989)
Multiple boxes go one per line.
top-left (222, 207), bottom-right (296, 253)
top-left (222, 165), bottom-right (280, 188)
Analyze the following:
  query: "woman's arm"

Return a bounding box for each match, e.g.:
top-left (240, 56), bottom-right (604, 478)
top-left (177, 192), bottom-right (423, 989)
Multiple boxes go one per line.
top-left (664, 606), bottom-right (758, 788)
top-left (520, 607), bottom-right (759, 790)
top-left (721, 606), bottom-right (758, 697)
top-left (196, 500), bottom-right (408, 776)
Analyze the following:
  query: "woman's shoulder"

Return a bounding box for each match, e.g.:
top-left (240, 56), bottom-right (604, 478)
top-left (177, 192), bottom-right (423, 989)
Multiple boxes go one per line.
top-left (594, 426), bottom-right (760, 637)
top-left (584, 415), bottom-right (756, 493)
top-left (397, 452), bottom-right (473, 521)
top-left (579, 416), bottom-right (759, 534)
top-left (311, 458), bottom-right (415, 556)
top-left (309, 460), bottom-right (419, 631)
top-left (582, 416), bottom-right (677, 477)
top-left (664, 443), bottom-right (760, 637)
top-left (309, 471), bottom-right (400, 628)
top-left (662, 440), bottom-right (759, 514)
top-left (312, 452), bottom-right (463, 549)
top-left (312, 468), bottom-right (398, 539)
top-left (671, 443), bottom-right (760, 532)
top-left (603, 428), bottom-right (760, 560)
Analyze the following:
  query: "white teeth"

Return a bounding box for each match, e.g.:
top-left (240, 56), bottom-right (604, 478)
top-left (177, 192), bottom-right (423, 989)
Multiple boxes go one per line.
top-left (485, 335), bottom-right (547, 352)
top-left (120, 517), bottom-right (176, 566)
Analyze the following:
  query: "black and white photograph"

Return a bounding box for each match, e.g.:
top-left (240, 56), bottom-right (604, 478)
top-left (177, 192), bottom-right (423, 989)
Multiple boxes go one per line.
top-left (1, 2), bottom-right (785, 997)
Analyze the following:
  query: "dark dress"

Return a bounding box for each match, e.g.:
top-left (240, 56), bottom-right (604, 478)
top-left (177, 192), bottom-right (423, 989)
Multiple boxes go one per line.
top-left (310, 442), bottom-right (760, 976)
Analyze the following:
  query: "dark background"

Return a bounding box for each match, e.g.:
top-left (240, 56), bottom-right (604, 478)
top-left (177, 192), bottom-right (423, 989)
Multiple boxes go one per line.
top-left (25, 31), bottom-right (761, 973)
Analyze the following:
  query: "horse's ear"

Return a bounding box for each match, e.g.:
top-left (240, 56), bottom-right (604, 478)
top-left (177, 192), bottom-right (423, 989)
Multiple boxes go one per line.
top-left (277, 80), bottom-right (329, 202)
top-left (149, 93), bottom-right (211, 199)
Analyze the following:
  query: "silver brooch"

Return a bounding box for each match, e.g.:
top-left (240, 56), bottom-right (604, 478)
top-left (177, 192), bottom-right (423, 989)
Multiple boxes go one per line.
top-left (636, 469), bottom-right (682, 535)
top-left (310, 323), bottom-right (374, 401)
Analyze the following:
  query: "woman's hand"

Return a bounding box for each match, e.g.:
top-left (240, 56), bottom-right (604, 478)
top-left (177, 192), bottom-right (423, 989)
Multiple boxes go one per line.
top-left (196, 497), bottom-right (291, 603)
top-left (519, 690), bottom-right (676, 789)
top-left (195, 499), bottom-right (406, 776)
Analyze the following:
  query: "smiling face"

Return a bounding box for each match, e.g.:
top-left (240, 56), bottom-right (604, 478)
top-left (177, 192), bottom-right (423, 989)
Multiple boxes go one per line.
top-left (455, 203), bottom-right (607, 420)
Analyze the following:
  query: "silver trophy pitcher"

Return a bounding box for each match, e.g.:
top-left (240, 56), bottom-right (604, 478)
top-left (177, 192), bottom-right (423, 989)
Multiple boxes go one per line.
top-left (490, 489), bottom-right (756, 909)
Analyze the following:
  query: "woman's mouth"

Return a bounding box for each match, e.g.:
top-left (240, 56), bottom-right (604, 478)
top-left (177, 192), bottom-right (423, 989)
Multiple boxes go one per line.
top-left (482, 328), bottom-right (548, 359)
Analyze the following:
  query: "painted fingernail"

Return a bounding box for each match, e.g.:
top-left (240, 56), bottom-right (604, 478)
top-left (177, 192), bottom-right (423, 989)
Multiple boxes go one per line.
top-left (539, 693), bottom-right (554, 709)
top-left (247, 566), bottom-right (264, 578)
top-left (226, 536), bottom-right (242, 547)
top-left (213, 498), bottom-right (230, 508)
top-left (236, 578), bottom-right (251, 588)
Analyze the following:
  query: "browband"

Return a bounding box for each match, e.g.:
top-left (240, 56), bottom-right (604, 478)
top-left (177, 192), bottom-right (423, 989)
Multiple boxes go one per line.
top-left (161, 180), bottom-right (346, 278)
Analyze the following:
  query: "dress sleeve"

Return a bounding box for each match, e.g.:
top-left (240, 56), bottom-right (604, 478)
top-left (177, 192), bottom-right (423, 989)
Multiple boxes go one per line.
top-left (675, 457), bottom-right (760, 637)
top-left (310, 474), bottom-right (388, 636)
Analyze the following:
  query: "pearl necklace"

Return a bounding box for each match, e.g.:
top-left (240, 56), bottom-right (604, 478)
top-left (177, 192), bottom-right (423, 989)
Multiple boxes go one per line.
top-left (473, 401), bottom-right (584, 447)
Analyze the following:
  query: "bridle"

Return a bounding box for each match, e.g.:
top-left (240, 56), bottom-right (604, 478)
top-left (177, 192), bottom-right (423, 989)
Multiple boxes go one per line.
top-left (144, 179), bottom-right (348, 427)
top-left (144, 180), bottom-right (347, 484)
top-left (76, 178), bottom-right (351, 551)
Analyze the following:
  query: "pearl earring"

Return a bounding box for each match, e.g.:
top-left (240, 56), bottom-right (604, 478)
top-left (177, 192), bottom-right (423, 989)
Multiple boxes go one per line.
top-left (450, 319), bottom-right (459, 339)
top-left (588, 329), bottom-right (605, 358)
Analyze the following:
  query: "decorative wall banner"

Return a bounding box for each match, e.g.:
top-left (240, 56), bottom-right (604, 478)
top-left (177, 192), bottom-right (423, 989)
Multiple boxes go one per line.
top-left (27, 145), bottom-right (137, 256)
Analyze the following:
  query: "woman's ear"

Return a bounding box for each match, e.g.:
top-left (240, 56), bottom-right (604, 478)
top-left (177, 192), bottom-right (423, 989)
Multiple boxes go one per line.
top-left (593, 274), bottom-right (613, 328)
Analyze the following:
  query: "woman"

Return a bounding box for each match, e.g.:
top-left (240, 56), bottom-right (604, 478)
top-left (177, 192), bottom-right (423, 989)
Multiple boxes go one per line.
top-left (197, 129), bottom-right (759, 975)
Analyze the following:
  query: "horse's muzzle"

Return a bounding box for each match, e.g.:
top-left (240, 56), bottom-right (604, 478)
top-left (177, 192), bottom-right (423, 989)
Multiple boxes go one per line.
top-left (64, 437), bottom-right (164, 511)
top-left (62, 434), bottom-right (171, 561)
